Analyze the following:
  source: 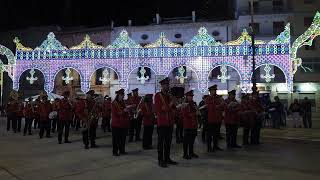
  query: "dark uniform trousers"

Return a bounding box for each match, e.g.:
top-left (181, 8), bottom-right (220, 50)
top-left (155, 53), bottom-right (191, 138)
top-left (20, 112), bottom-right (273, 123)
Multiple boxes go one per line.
top-left (251, 117), bottom-right (262, 144)
top-left (24, 117), bottom-right (33, 135)
top-left (7, 113), bottom-right (17, 132)
top-left (143, 125), bottom-right (154, 149)
top-left (175, 121), bottom-right (183, 143)
top-left (183, 129), bottom-right (197, 156)
top-left (202, 120), bottom-right (208, 142)
top-left (34, 116), bottom-right (40, 129)
top-left (58, 120), bottom-right (71, 143)
top-left (73, 115), bottom-right (81, 131)
top-left (157, 126), bottom-right (173, 162)
top-left (207, 123), bottom-right (220, 151)
top-left (51, 117), bottom-right (58, 133)
top-left (112, 127), bottom-right (128, 154)
top-left (39, 120), bottom-right (51, 138)
top-left (129, 116), bottom-right (142, 141)
top-left (102, 117), bottom-right (111, 132)
top-left (225, 124), bottom-right (239, 147)
top-left (17, 116), bottom-right (22, 132)
top-left (82, 124), bottom-right (97, 147)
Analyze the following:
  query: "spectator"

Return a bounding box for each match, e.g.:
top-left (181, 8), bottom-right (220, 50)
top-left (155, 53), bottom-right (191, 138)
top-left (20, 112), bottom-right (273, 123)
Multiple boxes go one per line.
top-left (269, 96), bottom-right (284, 129)
top-left (289, 99), bottom-right (302, 128)
top-left (301, 97), bottom-right (312, 128)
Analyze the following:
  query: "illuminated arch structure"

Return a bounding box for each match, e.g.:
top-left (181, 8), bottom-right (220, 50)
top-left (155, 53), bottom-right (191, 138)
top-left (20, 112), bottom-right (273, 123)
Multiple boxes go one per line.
top-left (9, 12), bottom-right (320, 94)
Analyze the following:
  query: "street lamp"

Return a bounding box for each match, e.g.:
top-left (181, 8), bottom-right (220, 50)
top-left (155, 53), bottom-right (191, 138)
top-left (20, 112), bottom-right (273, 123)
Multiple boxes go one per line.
top-left (250, 0), bottom-right (257, 93)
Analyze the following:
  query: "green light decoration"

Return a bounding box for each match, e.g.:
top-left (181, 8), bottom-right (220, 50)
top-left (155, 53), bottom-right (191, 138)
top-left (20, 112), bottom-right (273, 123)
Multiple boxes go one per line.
top-left (217, 65), bottom-right (230, 83)
top-left (35, 32), bottom-right (67, 51)
top-left (108, 30), bottom-right (142, 49)
top-left (137, 67), bottom-right (149, 84)
top-left (26, 69), bottom-right (38, 84)
top-left (70, 35), bottom-right (104, 49)
top-left (291, 11), bottom-right (320, 74)
top-left (260, 64), bottom-right (275, 83)
top-left (62, 68), bottom-right (74, 84)
top-left (184, 27), bottom-right (223, 47)
top-left (268, 23), bottom-right (290, 44)
top-left (145, 32), bottom-right (181, 48)
top-left (0, 44), bottom-right (15, 65)
top-left (175, 66), bottom-right (187, 84)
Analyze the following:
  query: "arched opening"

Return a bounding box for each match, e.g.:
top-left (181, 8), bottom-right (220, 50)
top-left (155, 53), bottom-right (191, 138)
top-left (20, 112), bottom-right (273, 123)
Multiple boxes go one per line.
top-left (18, 69), bottom-right (45, 98)
top-left (90, 67), bottom-right (120, 98)
top-left (167, 66), bottom-right (200, 102)
top-left (253, 65), bottom-right (286, 84)
top-left (53, 68), bottom-right (81, 96)
top-left (127, 67), bottom-right (157, 96)
top-left (208, 65), bottom-right (241, 97)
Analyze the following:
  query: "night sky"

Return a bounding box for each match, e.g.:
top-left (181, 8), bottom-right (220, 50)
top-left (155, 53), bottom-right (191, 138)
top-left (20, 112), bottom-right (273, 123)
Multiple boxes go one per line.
top-left (0, 0), bottom-right (234, 31)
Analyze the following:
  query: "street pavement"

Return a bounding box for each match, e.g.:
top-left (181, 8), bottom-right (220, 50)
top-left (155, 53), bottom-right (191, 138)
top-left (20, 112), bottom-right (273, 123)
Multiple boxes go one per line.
top-left (1, 117), bottom-right (320, 180)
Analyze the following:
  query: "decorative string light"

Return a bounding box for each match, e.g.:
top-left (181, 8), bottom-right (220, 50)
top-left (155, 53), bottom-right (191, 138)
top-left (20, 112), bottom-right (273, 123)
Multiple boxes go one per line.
top-left (70, 35), bottom-right (104, 49)
top-left (145, 32), bottom-right (181, 48)
top-left (175, 66), bottom-right (187, 84)
top-left (260, 64), bottom-right (275, 83)
top-left (26, 69), bottom-right (38, 84)
top-left (136, 67), bottom-right (149, 84)
top-left (217, 65), bottom-right (231, 83)
top-left (184, 27), bottom-right (223, 47)
top-left (62, 68), bottom-right (74, 84)
top-left (99, 68), bottom-right (111, 85)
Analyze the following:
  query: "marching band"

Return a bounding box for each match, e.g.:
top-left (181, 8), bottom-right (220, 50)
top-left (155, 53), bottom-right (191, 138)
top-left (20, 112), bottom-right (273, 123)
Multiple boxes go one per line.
top-left (4, 77), bottom-right (265, 168)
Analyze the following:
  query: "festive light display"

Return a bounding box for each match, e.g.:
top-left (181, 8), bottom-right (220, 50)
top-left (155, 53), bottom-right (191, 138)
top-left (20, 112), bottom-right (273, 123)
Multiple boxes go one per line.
top-left (260, 64), bottom-right (275, 83)
top-left (136, 67), bottom-right (149, 84)
top-left (70, 35), bottom-right (104, 49)
top-left (26, 69), bottom-right (38, 84)
top-left (217, 65), bottom-right (230, 83)
top-left (291, 12), bottom-right (320, 74)
top-left (62, 68), bottom-right (74, 84)
top-left (175, 66), bottom-right (187, 84)
top-left (11, 16), bottom-right (308, 93)
top-left (99, 68), bottom-right (111, 85)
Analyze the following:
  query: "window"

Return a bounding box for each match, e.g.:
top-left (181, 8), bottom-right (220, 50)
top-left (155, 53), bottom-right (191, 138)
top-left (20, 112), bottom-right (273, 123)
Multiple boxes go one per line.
top-left (212, 31), bottom-right (220, 36)
top-left (141, 34), bottom-right (148, 40)
top-left (95, 69), bottom-right (103, 85)
top-left (249, 23), bottom-right (260, 34)
top-left (174, 33), bottom-right (182, 38)
top-left (137, 67), bottom-right (151, 80)
top-left (304, 17), bottom-right (313, 27)
top-left (272, 0), bottom-right (283, 11)
top-left (305, 39), bottom-right (316, 50)
top-left (273, 21), bottom-right (285, 35)
top-left (304, 0), bottom-right (313, 4)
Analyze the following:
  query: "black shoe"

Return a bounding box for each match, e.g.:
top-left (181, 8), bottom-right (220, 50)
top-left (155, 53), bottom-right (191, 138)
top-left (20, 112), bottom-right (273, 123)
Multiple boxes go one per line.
top-left (214, 146), bottom-right (223, 151)
top-left (23, 133), bottom-right (26, 136)
top-left (113, 153), bottom-right (120, 156)
top-left (46, 136), bottom-right (52, 138)
top-left (58, 141), bottom-right (62, 144)
top-left (85, 145), bottom-right (89, 149)
top-left (190, 153), bottom-right (199, 158)
top-left (166, 159), bottom-right (178, 165)
top-left (120, 151), bottom-right (128, 155)
top-left (91, 144), bottom-right (99, 148)
top-left (65, 141), bottom-right (72, 143)
top-left (135, 138), bottom-right (141, 142)
top-left (183, 155), bottom-right (191, 160)
top-left (233, 144), bottom-right (242, 148)
top-left (158, 161), bottom-right (168, 168)
top-left (28, 133), bottom-right (32, 135)
top-left (128, 139), bottom-right (133, 143)
top-left (208, 147), bottom-right (215, 152)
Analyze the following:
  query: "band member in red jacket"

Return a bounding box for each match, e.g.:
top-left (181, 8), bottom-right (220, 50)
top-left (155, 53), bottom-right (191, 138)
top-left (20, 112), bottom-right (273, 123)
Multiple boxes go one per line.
top-left (239, 94), bottom-right (254, 145)
top-left (23, 97), bottom-right (34, 136)
top-left (74, 96), bottom-right (86, 131)
top-left (58, 91), bottom-right (73, 144)
top-left (38, 95), bottom-right (52, 138)
top-left (181, 90), bottom-right (199, 159)
top-left (6, 91), bottom-right (19, 132)
top-left (137, 94), bottom-right (154, 150)
top-left (154, 77), bottom-right (178, 168)
top-left (203, 84), bottom-right (225, 152)
top-left (129, 88), bottom-right (142, 142)
top-left (102, 95), bottom-right (112, 132)
top-left (224, 90), bottom-right (241, 148)
top-left (51, 98), bottom-right (60, 133)
top-left (250, 91), bottom-right (264, 145)
top-left (111, 89), bottom-right (130, 156)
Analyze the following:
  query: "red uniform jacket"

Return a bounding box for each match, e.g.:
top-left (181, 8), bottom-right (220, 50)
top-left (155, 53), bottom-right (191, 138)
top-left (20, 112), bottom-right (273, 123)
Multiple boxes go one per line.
top-left (75, 99), bottom-right (87, 120)
top-left (58, 98), bottom-right (73, 121)
top-left (224, 99), bottom-right (240, 125)
top-left (24, 104), bottom-right (34, 119)
top-left (181, 102), bottom-right (198, 129)
top-left (205, 95), bottom-right (225, 124)
top-left (138, 102), bottom-right (154, 126)
top-left (102, 100), bottom-right (112, 118)
top-left (6, 101), bottom-right (19, 114)
top-left (154, 92), bottom-right (175, 127)
top-left (17, 102), bottom-right (24, 117)
top-left (111, 100), bottom-right (129, 128)
top-left (39, 101), bottom-right (52, 121)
